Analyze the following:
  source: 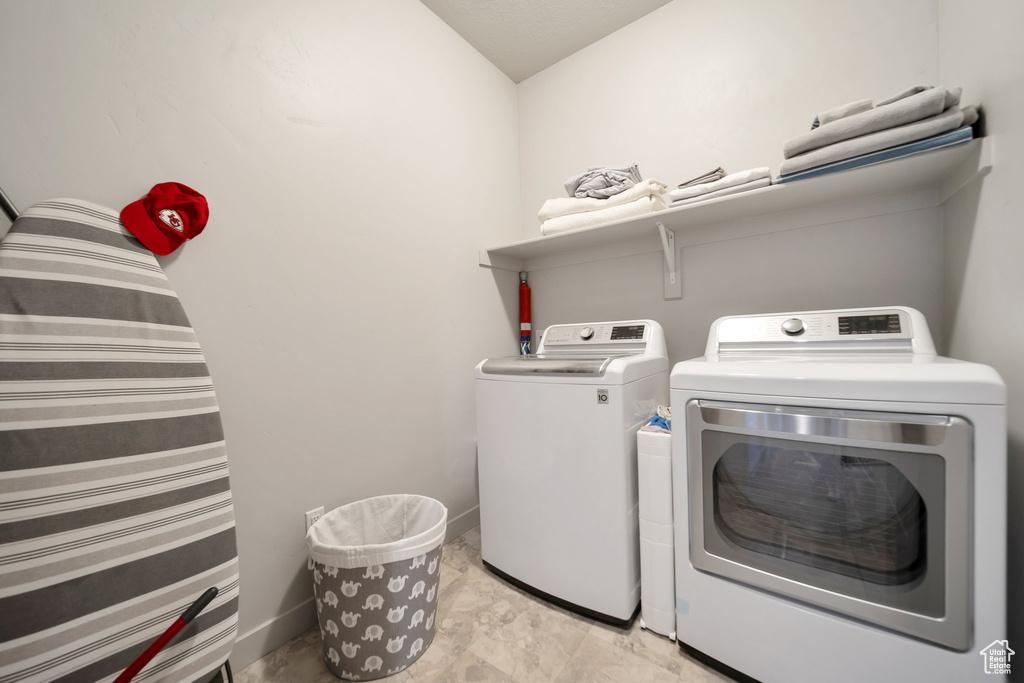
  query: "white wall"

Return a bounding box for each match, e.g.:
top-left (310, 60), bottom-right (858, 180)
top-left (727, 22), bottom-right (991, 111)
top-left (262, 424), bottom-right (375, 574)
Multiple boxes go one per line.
top-left (0, 0), bottom-right (521, 667)
top-left (516, 0), bottom-right (945, 364)
top-left (938, 0), bottom-right (1024, 665)
top-left (518, 0), bottom-right (939, 238)
top-left (529, 208), bottom-right (944, 364)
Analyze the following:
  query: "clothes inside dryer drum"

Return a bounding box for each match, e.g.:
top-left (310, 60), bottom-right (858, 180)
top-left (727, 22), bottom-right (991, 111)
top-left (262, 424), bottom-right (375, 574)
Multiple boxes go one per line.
top-left (0, 199), bottom-right (238, 682)
top-left (712, 442), bottom-right (927, 586)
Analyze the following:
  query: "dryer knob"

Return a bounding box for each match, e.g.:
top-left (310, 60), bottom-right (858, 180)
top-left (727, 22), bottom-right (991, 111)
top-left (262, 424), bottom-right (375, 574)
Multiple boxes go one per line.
top-left (580, 326), bottom-right (595, 340)
top-left (781, 318), bottom-right (806, 336)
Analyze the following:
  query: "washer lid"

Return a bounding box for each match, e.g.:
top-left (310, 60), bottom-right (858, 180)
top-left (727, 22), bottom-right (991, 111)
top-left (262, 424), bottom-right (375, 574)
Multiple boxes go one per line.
top-left (670, 354), bottom-right (1006, 405)
top-left (480, 354), bottom-right (626, 376)
top-left (476, 319), bottom-right (669, 384)
top-left (477, 353), bottom-right (667, 384)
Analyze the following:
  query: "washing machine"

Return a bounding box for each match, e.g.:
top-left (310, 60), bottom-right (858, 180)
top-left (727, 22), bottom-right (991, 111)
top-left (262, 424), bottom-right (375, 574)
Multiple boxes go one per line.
top-left (475, 320), bottom-right (668, 625)
top-left (671, 307), bottom-right (1007, 682)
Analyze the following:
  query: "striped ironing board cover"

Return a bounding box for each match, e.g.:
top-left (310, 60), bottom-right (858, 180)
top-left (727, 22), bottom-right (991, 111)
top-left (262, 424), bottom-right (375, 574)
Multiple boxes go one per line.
top-left (0, 200), bottom-right (239, 682)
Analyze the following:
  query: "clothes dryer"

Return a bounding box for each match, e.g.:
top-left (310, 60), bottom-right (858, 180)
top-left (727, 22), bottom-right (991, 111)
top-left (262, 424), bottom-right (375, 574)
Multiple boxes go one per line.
top-left (671, 307), bottom-right (1006, 683)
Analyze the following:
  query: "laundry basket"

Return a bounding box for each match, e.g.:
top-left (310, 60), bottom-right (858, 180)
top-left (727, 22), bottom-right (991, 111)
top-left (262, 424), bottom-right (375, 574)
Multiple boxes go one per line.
top-left (306, 495), bottom-right (447, 680)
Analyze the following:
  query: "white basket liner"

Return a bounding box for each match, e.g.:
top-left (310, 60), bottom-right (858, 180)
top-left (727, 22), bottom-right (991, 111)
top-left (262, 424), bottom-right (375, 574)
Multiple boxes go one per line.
top-left (306, 494), bottom-right (448, 569)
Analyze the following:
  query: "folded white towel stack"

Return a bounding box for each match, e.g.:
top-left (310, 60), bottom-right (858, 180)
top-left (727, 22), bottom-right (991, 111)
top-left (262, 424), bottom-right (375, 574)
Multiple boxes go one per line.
top-left (670, 177), bottom-right (771, 207)
top-left (539, 179), bottom-right (668, 223)
top-left (541, 195), bottom-right (668, 236)
top-left (668, 167), bottom-right (771, 203)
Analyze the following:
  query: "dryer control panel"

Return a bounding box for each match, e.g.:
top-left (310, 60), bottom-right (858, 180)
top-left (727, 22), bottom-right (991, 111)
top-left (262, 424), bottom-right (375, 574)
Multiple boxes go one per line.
top-left (709, 307), bottom-right (936, 356)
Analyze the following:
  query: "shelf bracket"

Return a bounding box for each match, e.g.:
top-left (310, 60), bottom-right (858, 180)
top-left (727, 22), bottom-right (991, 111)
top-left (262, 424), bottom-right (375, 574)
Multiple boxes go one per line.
top-left (657, 222), bottom-right (681, 299)
top-left (479, 249), bottom-right (525, 272)
top-left (657, 222), bottom-right (675, 284)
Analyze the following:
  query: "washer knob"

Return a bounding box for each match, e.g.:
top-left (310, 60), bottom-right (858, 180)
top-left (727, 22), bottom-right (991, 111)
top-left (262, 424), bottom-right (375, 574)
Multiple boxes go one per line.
top-left (781, 318), bottom-right (806, 336)
top-left (580, 326), bottom-right (595, 340)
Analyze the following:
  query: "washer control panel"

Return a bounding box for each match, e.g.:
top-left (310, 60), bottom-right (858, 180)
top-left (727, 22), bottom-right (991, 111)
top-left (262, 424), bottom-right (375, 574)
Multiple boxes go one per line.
top-left (838, 313), bottom-right (902, 335)
top-left (717, 309), bottom-right (913, 345)
top-left (543, 322), bottom-right (649, 346)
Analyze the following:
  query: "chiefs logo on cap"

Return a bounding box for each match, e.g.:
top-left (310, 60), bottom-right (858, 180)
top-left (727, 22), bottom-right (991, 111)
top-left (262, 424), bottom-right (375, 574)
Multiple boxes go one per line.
top-left (158, 209), bottom-right (184, 232)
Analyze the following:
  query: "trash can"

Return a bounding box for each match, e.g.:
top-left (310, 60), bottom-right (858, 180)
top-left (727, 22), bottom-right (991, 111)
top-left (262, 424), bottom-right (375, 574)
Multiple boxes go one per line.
top-left (306, 495), bottom-right (448, 681)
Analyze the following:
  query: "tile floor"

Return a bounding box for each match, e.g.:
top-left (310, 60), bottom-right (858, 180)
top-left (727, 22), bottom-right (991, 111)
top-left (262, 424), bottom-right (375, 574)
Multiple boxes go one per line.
top-left (237, 527), bottom-right (733, 683)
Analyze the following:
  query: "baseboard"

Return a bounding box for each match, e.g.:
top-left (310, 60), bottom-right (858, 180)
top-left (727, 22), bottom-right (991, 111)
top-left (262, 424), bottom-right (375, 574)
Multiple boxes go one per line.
top-left (232, 596), bottom-right (318, 671)
top-left (230, 505), bottom-right (481, 671)
top-left (445, 504), bottom-right (480, 542)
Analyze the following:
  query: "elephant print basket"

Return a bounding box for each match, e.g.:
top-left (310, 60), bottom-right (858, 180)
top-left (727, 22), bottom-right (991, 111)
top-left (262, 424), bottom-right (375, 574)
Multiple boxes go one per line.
top-left (306, 495), bottom-right (448, 680)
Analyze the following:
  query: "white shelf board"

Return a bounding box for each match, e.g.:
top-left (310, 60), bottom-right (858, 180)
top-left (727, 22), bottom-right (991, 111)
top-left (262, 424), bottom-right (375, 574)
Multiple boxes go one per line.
top-left (481, 138), bottom-right (990, 270)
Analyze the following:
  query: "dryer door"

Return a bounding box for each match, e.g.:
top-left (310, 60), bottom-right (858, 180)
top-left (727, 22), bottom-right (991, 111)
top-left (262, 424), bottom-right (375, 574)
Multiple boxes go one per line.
top-left (686, 400), bottom-right (971, 651)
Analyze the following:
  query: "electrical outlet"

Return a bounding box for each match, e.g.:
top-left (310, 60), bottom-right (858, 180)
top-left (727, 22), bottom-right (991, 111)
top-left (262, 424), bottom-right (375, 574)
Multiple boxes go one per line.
top-left (305, 506), bottom-right (324, 533)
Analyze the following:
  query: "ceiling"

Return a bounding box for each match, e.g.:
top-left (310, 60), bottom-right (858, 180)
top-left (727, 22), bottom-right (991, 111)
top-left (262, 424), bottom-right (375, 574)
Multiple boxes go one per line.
top-left (419, 0), bottom-right (671, 83)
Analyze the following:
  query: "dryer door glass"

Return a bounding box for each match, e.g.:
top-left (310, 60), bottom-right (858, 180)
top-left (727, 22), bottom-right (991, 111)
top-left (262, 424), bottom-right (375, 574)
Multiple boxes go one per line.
top-left (713, 442), bottom-right (928, 587)
top-left (687, 401), bottom-right (971, 651)
top-left (705, 433), bottom-right (940, 611)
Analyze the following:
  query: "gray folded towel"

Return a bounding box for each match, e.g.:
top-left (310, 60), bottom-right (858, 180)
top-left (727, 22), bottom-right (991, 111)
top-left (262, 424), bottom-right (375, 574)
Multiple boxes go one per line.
top-left (564, 164), bottom-right (643, 199)
top-left (894, 85), bottom-right (959, 110)
top-left (779, 105), bottom-right (972, 177)
top-left (876, 85), bottom-right (933, 107)
top-left (784, 86), bottom-right (961, 159)
top-left (811, 99), bottom-right (872, 130)
top-left (677, 167), bottom-right (726, 188)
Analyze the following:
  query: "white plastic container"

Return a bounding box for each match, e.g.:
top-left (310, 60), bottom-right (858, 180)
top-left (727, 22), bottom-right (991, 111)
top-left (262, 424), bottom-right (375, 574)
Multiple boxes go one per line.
top-left (637, 430), bottom-right (675, 639)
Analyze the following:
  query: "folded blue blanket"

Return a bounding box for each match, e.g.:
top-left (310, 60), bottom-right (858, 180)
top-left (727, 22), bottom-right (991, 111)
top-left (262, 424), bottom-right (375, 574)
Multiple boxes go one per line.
top-left (775, 126), bottom-right (974, 184)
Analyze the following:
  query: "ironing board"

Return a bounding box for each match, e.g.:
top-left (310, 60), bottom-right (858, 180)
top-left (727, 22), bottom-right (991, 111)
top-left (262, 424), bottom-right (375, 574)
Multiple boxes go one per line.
top-left (0, 200), bottom-right (239, 682)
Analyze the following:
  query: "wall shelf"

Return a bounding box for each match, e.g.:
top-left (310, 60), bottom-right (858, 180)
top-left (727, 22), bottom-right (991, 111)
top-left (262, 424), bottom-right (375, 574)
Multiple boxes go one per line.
top-left (480, 139), bottom-right (991, 296)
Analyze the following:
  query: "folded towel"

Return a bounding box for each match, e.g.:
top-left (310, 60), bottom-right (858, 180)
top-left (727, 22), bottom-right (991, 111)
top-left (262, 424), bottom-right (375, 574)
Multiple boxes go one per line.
top-left (876, 85), bottom-right (933, 107)
top-left (668, 167), bottom-right (771, 201)
top-left (678, 167), bottom-right (726, 187)
top-left (640, 424), bottom-right (671, 434)
top-left (670, 177), bottom-right (771, 207)
top-left (564, 164), bottom-right (643, 199)
top-left (538, 179), bottom-right (668, 222)
top-left (784, 86), bottom-right (961, 158)
top-left (775, 126), bottom-right (974, 184)
top-left (779, 105), bottom-right (971, 176)
top-left (541, 195), bottom-right (667, 235)
top-left (811, 98), bottom-right (872, 129)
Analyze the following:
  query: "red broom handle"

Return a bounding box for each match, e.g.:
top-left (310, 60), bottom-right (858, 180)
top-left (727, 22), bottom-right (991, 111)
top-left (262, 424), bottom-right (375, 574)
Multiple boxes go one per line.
top-left (114, 587), bottom-right (219, 683)
top-left (519, 271), bottom-right (531, 355)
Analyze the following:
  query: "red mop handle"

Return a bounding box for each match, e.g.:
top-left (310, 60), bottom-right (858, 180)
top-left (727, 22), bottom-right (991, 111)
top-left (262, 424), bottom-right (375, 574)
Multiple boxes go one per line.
top-left (519, 271), bottom-right (531, 355)
top-left (115, 587), bottom-right (219, 683)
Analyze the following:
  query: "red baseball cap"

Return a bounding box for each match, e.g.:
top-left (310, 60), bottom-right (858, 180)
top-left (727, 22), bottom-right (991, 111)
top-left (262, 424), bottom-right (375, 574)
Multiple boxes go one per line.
top-left (120, 182), bottom-right (209, 255)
